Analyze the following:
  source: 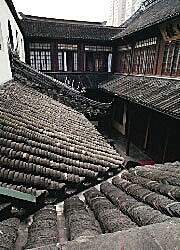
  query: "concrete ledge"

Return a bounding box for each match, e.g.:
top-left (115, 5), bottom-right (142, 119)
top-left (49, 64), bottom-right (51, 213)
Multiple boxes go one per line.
top-left (63, 219), bottom-right (180, 250)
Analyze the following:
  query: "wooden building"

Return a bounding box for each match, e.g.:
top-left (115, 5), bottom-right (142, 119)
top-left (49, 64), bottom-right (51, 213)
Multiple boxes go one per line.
top-left (20, 14), bottom-right (123, 74)
top-left (20, 0), bottom-right (180, 163)
top-left (101, 0), bottom-right (180, 163)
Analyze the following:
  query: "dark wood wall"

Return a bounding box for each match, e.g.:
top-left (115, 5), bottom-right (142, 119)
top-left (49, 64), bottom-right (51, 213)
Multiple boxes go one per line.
top-left (25, 39), bottom-right (112, 73)
top-left (130, 104), bottom-right (149, 151)
top-left (112, 24), bottom-right (180, 78)
top-left (113, 98), bottom-right (179, 163)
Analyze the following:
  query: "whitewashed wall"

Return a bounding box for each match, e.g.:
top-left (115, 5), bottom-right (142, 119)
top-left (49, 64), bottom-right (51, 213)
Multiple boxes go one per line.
top-left (0, 0), bottom-right (25, 85)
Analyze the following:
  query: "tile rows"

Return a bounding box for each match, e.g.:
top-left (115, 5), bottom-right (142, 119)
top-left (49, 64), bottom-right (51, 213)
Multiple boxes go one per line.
top-left (0, 81), bottom-right (123, 198)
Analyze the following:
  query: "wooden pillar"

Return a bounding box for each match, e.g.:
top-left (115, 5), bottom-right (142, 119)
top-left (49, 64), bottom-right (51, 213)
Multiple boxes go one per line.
top-left (129, 43), bottom-right (135, 74)
top-left (126, 104), bottom-right (132, 156)
top-left (162, 120), bottom-right (171, 163)
top-left (109, 97), bottom-right (116, 136)
top-left (153, 37), bottom-right (161, 75)
top-left (51, 41), bottom-right (58, 72)
top-left (143, 111), bottom-right (152, 150)
top-left (111, 45), bottom-right (118, 72)
top-left (156, 37), bottom-right (166, 75)
top-left (24, 40), bottom-right (30, 65)
top-left (77, 43), bottom-right (85, 72)
top-left (112, 97), bottom-right (116, 122)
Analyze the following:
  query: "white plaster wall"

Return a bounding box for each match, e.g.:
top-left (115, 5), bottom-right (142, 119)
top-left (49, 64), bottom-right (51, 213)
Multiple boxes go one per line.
top-left (0, 0), bottom-right (25, 85)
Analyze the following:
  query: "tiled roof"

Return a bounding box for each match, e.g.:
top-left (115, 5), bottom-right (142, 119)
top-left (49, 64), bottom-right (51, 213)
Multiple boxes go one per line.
top-left (63, 161), bottom-right (180, 247)
top-left (19, 13), bottom-right (105, 26)
top-left (25, 205), bottom-right (59, 249)
top-left (115, 0), bottom-right (180, 38)
top-left (0, 218), bottom-right (20, 250)
top-left (100, 75), bottom-right (180, 119)
top-left (0, 81), bottom-right (124, 199)
top-left (20, 18), bottom-right (122, 41)
top-left (2, 161), bottom-right (180, 249)
top-left (84, 187), bottom-right (137, 233)
top-left (27, 161), bottom-right (180, 248)
top-left (64, 195), bottom-right (100, 240)
top-left (12, 56), bottom-right (112, 119)
top-left (12, 57), bottom-right (111, 120)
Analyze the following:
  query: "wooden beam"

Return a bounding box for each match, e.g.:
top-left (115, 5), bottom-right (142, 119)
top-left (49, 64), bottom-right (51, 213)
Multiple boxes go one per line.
top-left (144, 111), bottom-right (152, 150)
top-left (77, 43), bottom-right (85, 72)
top-left (153, 37), bottom-right (161, 75)
top-left (126, 105), bottom-right (132, 156)
top-left (51, 41), bottom-right (58, 72)
top-left (162, 120), bottom-right (171, 163)
top-left (156, 37), bottom-right (165, 75)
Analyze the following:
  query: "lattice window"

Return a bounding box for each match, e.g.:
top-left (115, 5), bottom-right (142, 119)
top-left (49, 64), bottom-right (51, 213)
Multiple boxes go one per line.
top-left (95, 58), bottom-right (104, 72)
top-left (58, 44), bottom-right (77, 50)
top-left (57, 44), bottom-right (78, 72)
top-left (29, 43), bottom-right (51, 49)
top-left (58, 51), bottom-right (63, 71)
top-left (119, 50), bottom-right (132, 73)
top-left (135, 37), bottom-right (157, 48)
top-left (85, 45), bottom-right (112, 52)
top-left (29, 43), bottom-right (51, 71)
top-left (162, 41), bottom-right (180, 76)
top-left (85, 46), bottom-right (110, 72)
top-left (172, 42), bottom-right (180, 75)
top-left (133, 45), bottom-right (156, 74)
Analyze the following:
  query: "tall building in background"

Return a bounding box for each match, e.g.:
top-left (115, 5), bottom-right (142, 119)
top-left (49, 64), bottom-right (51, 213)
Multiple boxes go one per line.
top-left (108, 0), bottom-right (143, 26)
top-left (125, 0), bottom-right (143, 20)
top-left (108, 0), bottom-right (126, 27)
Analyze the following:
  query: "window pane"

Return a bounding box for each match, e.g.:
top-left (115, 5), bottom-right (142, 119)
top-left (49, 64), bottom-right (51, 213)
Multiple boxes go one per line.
top-left (74, 52), bottom-right (78, 71)
top-left (40, 51), bottom-right (46, 70)
top-left (85, 45), bottom-right (112, 52)
top-left (58, 51), bottom-right (63, 71)
top-left (29, 43), bottom-right (51, 71)
top-left (30, 51), bottom-right (35, 68)
top-left (162, 43), bottom-right (176, 75)
top-left (171, 43), bottom-right (180, 75)
top-left (46, 51), bottom-right (51, 71)
top-left (58, 43), bottom-right (77, 50)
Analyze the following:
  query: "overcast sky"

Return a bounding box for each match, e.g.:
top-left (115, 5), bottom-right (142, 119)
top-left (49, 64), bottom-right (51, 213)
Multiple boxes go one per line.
top-left (12, 0), bottom-right (110, 22)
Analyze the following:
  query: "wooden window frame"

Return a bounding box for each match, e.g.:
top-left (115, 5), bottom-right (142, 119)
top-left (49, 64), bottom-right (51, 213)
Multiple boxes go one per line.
top-left (57, 51), bottom-right (64, 71)
top-left (132, 45), bottom-right (156, 75)
top-left (161, 40), bottom-right (180, 77)
top-left (29, 43), bottom-right (52, 71)
top-left (57, 43), bottom-right (78, 72)
top-left (119, 50), bottom-right (132, 74)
